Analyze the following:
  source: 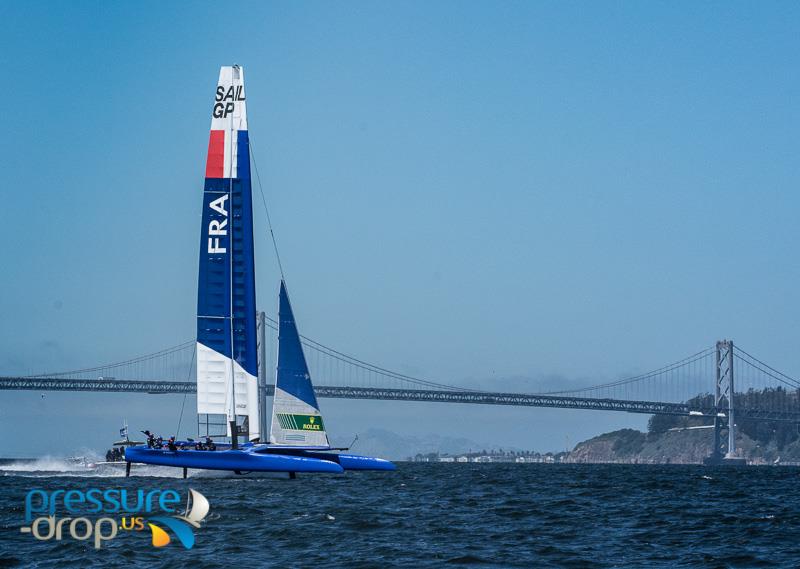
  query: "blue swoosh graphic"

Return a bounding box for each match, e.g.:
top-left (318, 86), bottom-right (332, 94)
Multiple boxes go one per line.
top-left (149, 517), bottom-right (196, 549)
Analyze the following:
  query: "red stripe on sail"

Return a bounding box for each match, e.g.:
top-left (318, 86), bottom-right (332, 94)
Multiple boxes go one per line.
top-left (205, 130), bottom-right (225, 178)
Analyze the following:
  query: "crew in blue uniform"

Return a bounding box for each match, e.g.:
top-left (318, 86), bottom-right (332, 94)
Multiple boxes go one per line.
top-left (142, 430), bottom-right (156, 448)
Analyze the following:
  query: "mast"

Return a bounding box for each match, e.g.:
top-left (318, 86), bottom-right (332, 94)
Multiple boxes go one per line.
top-left (227, 76), bottom-right (238, 448)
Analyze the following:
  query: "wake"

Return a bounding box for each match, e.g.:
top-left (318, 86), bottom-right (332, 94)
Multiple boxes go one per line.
top-left (0, 454), bottom-right (254, 478)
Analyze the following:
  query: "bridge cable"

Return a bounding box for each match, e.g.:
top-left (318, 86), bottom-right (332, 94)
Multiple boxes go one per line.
top-left (25, 340), bottom-right (195, 379)
top-left (538, 347), bottom-right (715, 396)
top-left (262, 315), bottom-right (479, 392)
top-left (733, 347), bottom-right (800, 390)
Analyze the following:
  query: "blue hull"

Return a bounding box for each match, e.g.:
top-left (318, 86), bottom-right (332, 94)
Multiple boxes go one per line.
top-left (125, 446), bottom-right (343, 473)
top-left (254, 447), bottom-right (396, 471)
top-left (336, 454), bottom-right (396, 471)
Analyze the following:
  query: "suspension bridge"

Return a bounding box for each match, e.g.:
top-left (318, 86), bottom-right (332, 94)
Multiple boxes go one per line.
top-left (2, 314), bottom-right (800, 462)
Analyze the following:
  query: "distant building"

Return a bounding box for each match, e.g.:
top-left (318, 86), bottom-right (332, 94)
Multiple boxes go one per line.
top-left (409, 448), bottom-right (562, 463)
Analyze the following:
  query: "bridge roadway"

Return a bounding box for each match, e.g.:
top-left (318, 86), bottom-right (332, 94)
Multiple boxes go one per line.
top-left (1, 376), bottom-right (797, 423)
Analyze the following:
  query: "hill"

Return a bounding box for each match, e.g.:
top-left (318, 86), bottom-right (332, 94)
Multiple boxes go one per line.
top-left (565, 388), bottom-right (800, 464)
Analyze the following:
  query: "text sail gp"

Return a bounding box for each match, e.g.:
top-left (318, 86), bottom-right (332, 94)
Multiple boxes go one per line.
top-left (213, 84), bottom-right (245, 118)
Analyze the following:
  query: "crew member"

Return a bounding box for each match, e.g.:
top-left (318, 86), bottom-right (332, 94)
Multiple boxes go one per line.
top-left (143, 430), bottom-right (156, 448)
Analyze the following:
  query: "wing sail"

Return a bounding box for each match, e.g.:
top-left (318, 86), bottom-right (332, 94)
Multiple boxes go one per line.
top-left (196, 65), bottom-right (259, 440)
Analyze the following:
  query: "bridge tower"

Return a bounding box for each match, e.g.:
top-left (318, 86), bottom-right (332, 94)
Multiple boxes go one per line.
top-left (706, 340), bottom-right (746, 465)
top-left (257, 311), bottom-right (269, 440)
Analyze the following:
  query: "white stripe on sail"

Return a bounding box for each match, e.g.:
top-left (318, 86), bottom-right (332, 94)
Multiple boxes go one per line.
top-left (197, 342), bottom-right (260, 440)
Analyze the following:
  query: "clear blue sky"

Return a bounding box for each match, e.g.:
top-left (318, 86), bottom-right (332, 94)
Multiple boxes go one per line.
top-left (1, 1), bottom-right (798, 455)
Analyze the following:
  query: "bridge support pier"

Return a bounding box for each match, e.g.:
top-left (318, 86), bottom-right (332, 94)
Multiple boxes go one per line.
top-left (257, 311), bottom-right (269, 441)
top-left (705, 340), bottom-right (746, 466)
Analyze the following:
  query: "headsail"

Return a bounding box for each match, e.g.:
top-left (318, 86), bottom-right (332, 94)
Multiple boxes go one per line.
top-left (196, 65), bottom-right (259, 440)
top-left (269, 281), bottom-right (330, 447)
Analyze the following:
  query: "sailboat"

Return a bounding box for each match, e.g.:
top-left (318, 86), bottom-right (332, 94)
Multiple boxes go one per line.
top-left (177, 489), bottom-right (209, 528)
top-left (124, 65), bottom-right (394, 476)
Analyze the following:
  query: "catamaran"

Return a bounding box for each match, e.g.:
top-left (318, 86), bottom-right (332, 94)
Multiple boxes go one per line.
top-left (125, 65), bottom-right (394, 476)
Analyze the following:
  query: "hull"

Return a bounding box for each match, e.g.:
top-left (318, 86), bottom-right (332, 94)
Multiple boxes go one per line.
top-left (125, 446), bottom-right (343, 473)
top-left (336, 454), bottom-right (396, 471)
top-left (255, 446), bottom-right (396, 471)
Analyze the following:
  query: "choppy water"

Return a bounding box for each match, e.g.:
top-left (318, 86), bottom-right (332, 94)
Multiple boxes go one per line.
top-left (1, 461), bottom-right (800, 567)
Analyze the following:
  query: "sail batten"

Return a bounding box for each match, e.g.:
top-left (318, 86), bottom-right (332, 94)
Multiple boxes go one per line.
top-left (269, 281), bottom-right (330, 447)
top-left (196, 66), bottom-right (259, 441)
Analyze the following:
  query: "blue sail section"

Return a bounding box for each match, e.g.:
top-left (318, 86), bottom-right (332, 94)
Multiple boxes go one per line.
top-left (197, 131), bottom-right (257, 377)
top-left (277, 281), bottom-right (320, 409)
top-left (197, 178), bottom-right (232, 359)
top-left (230, 130), bottom-right (257, 377)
